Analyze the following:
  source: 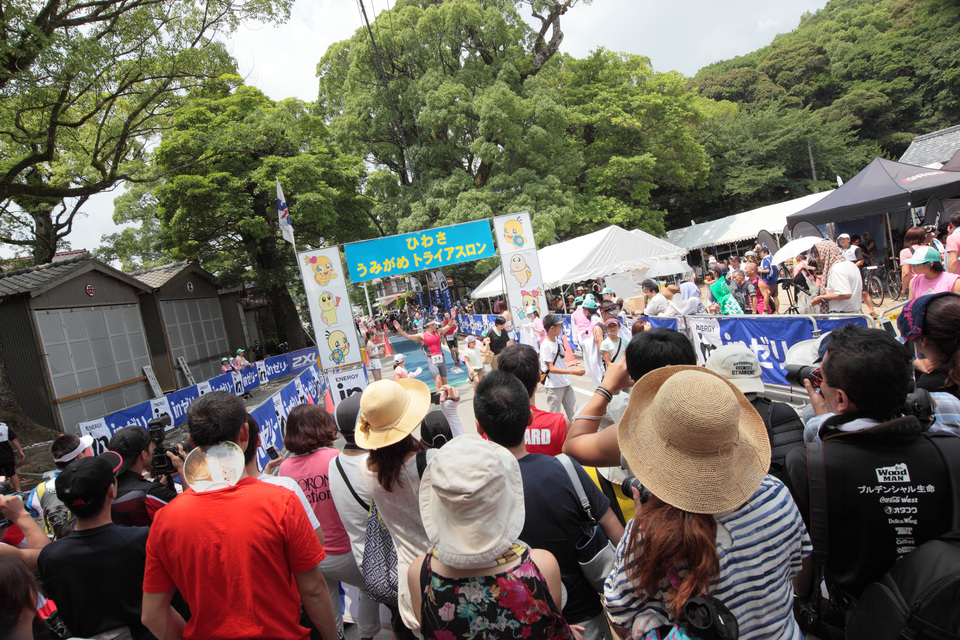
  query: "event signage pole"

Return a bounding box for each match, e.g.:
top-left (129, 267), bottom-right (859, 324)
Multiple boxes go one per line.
top-left (492, 212), bottom-right (548, 342)
top-left (297, 247), bottom-right (364, 371)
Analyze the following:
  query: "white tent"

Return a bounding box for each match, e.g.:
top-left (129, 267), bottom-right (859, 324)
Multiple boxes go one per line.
top-left (471, 225), bottom-right (685, 299)
top-left (665, 191), bottom-right (834, 251)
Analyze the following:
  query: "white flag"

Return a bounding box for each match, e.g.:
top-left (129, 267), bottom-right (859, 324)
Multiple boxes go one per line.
top-left (276, 179), bottom-right (295, 245)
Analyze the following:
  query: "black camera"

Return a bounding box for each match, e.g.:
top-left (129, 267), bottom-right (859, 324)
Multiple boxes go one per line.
top-left (621, 476), bottom-right (651, 505)
top-left (783, 364), bottom-right (822, 388)
top-left (148, 414), bottom-right (178, 477)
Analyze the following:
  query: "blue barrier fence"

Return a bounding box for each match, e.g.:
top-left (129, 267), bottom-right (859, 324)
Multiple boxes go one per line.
top-left (455, 313), bottom-right (868, 386)
top-left (78, 347), bottom-right (325, 469)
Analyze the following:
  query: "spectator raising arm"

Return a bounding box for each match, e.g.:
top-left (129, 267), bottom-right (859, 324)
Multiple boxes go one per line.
top-left (0, 494), bottom-right (49, 570)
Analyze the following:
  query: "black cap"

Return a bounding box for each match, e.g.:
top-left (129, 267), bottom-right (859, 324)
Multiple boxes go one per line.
top-left (55, 452), bottom-right (123, 510)
top-left (543, 314), bottom-right (561, 329)
top-left (108, 426), bottom-right (151, 473)
top-left (335, 393), bottom-right (362, 443)
top-left (420, 411), bottom-right (452, 449)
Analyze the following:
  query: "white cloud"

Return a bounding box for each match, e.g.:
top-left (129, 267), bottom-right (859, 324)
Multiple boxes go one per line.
top-left (757, 19), bottom-right (781, 31)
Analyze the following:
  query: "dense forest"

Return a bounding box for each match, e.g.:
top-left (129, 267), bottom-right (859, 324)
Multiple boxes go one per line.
top-left (673, 0), bottom-right (960, 226)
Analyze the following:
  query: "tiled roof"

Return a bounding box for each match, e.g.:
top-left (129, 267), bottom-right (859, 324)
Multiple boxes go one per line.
top-left (0, 254), bottom-right (91, 299)
top-left (132, 261), bottom-right (192, 289)
top-left (51, 249), bottom-right (90, 262)
top-left (900, 124), bottom-right (960, 167)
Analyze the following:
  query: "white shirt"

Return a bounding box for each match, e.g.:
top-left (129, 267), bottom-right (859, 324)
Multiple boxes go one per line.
top-left (826, 260), bottom-right (863, 313)
top-left (327, 451), bottom-right (371, 570)
top-left (644, 293), bottom-right (669, 316)
top-left (539, 338), bottom-right (569, 388)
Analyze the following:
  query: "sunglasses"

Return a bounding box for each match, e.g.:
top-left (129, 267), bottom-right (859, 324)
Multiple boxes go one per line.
top-left (809, 368), bottom-right (824, 390)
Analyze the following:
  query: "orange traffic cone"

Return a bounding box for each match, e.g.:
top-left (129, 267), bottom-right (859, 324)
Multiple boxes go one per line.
top-left (324, 389), bottom-right (335, 412)
top-left (306, 394), bottom-right (315, 405)
top-left (382, 335), bottom-right (394, 357)
top-left (562, 335), bottom-right (578, 367)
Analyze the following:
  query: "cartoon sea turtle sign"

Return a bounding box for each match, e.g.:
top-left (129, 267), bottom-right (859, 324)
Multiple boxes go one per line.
top-left (297, 247), bottom-right (362, 369)
top-left (493, 212), bottom-right (548, 325)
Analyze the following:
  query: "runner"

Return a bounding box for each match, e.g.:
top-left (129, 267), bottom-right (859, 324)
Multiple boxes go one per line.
top-left (393, 312), bottom-right (457, 388)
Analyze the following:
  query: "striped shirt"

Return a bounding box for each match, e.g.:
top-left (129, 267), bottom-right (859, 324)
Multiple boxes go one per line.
top-left (604, 476), bottom-right (811, 640)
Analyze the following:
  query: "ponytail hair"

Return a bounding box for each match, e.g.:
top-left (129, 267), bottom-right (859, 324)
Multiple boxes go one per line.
top-left (624, 496), bottom-right (720, 620)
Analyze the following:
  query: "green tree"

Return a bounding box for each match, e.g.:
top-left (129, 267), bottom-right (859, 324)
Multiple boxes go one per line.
top-left (112, 78), bottom-right (373, 349)
top-left (316, 0), bottom-right (590, 250)
top-left (0, 0), bottom-right (292, 264)
top-left (550, 49), bottom-right (711, 235)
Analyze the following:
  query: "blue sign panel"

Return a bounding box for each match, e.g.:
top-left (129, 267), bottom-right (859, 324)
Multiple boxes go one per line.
top-left (344, 220), bottom-right (495, 282)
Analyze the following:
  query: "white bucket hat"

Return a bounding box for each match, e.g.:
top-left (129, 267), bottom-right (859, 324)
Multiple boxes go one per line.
top-left (419, 434), bottom-right (525, 568)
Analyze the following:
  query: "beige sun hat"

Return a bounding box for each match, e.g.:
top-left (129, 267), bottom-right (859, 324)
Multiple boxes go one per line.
top-left (618, 365), bottom-right (770, 514)
top-left (355, 378), bottom-right (431, 450)
top-left (419, 434), bottom-right (525, 568)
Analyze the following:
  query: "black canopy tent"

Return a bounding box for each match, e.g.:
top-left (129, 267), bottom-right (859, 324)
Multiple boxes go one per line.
top-left (786, 157), bottom-right (960, 229)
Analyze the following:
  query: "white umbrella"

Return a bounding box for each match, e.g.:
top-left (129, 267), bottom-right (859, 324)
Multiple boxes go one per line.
top-left (771, 236), bottom-right (820, 265)
top-left (645, 259), bottom-right (693, 279)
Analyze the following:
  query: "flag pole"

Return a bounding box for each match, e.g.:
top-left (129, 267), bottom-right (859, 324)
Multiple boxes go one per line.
top-left (277, 178), bottom-right (317, 348)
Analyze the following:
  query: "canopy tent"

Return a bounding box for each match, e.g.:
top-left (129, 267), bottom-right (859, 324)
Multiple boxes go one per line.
top-left (787, 157), bottom-right (960, 229)
top-left (471, 225), bottom-right (684, 299)
top-left (665, 191), bottom-right (833, 251)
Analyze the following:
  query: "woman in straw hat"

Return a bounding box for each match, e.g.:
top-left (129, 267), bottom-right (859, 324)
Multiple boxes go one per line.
top-left (605, 366), bottom-right (812, 640)
top-left (356, 378), bottom-right (461, 638)
top-left (409, 434), bottom-right (574, 639)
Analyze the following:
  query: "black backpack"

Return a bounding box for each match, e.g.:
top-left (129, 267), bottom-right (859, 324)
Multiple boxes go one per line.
top-left (846, 529), bottom-right (960, 640)
top-left (749, 396), bottom-right (804, 478)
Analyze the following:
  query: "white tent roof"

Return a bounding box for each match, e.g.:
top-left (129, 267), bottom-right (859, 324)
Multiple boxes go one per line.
top-left (471, 225), bottom-right (684, 298)
top-left (665, 191), bottom-right (834, 251)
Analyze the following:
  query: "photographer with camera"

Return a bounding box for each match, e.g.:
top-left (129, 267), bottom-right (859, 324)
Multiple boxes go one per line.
top-left (782, 324), bottom-right (960, 632)
top-left (108, 421), bottom-right (186, 527)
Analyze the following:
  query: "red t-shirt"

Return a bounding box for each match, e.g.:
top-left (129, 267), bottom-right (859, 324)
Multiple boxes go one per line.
top-left (482, 406), bottom-right (567, 456)
top-left (526, 405), bottom-right (567, 456)
top-left (143, 477), bottom-right (325, 640)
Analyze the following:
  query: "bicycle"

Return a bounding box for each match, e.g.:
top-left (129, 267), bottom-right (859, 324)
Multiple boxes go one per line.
top-left (863, 266), bottom-right (884, 306)
top-left (866, 261), bottom-right (903, 301)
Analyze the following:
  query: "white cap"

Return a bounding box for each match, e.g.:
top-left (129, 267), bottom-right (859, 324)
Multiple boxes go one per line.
top-left (394, 353), bottom-right (406, 364)
top-left (704, 343), bottom-right (765, 395)
top-left (838, 233), bottom-right (850, 239)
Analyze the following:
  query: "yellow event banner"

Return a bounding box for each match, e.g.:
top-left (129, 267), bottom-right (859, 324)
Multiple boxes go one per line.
top-left (344, 220), bottom-right (496, 283)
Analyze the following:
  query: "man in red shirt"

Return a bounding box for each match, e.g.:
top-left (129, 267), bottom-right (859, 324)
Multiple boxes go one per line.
top-left (494, 344), bottom-right (567, 455)
top-left (141, 391), bottom-right (339, 640)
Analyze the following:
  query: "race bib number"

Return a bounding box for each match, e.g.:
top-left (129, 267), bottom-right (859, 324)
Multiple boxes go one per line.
top-left (430, 354), bottom-right (444, 364)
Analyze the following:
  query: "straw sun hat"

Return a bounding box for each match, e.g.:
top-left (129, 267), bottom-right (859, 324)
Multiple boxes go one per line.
top-left (355, 378), bottom-right (431, 450)
top-left (420, 434), bottom-right (525, 568)
top-left (618, 365), bottom-right (770, 514)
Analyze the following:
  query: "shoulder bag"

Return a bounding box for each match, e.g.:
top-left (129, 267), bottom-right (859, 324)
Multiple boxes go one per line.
top-left (557, 454), bottom-right (616, 592)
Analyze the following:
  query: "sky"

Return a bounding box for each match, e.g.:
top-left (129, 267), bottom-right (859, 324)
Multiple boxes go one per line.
top-left (43, 0), bottom-right (830, 258)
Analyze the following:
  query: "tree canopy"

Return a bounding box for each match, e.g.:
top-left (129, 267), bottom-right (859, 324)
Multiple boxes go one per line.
top-left (0, 0), bottom-right (292, 263)
top-left (105, 77), bottom-right (373, 348)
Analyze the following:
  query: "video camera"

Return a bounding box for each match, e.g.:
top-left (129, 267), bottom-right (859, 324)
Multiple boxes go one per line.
top-left (148, 414), bottom-right (179, 477)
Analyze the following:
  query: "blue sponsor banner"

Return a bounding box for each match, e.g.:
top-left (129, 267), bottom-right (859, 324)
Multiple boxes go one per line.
top-left (251, 401), bottom-right (281, 471)
top-left (167, 386), bottom-right (200, 426)
top-left (239, 366), bottom-right (260, 393)
top-left (344, 220), bottom-right (495, 283)
top-left (713, 316), bottom-right (867, 385)
top-left (441, 287), bottom-right (455, 313)
top-left (104, 402), bottom-right (152, 433)
top-left (717, 317), bottom-right (812, 386)
top-left (208, 372), bottom-right (235, 394)
top-left (287, 348), bottom-right (319, 375)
